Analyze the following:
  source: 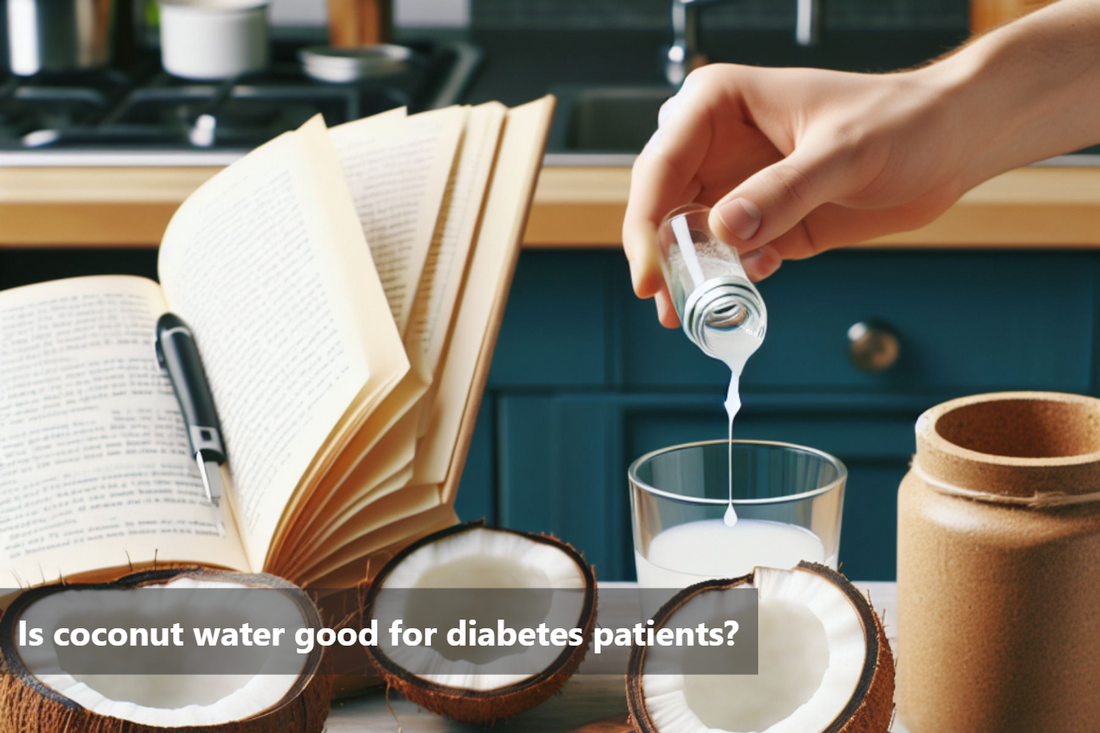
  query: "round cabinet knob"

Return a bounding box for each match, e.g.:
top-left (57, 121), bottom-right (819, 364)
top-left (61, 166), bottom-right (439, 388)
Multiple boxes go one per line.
top-left (848, 321), bottom-right (900, 373)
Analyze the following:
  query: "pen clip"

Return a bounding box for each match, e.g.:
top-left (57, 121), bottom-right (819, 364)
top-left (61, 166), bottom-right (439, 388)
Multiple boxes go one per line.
top-left (197, 451), bottom-right (217, 505)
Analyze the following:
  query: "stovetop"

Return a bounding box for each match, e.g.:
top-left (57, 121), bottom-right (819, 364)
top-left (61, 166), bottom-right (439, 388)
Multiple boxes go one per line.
top-left (0, 40), bottom-right (481, 165)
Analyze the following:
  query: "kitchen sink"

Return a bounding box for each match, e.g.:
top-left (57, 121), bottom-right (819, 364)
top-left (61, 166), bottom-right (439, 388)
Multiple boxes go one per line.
top-left (544, 83), bottom-right (1100, 166)
top-left (547, 84), bottom-right (672, 154)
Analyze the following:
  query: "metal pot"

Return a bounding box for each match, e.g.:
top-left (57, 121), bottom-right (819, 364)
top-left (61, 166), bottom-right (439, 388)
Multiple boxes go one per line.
top-left (6, 0), bottom-right (116, 76)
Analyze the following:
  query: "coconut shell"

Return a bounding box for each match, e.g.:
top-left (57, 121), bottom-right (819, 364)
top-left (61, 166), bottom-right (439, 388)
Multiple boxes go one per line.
top-left (0, 567), bottom-right (334, 733)
top-left (626, 562), bottom-right (894, 733)
top-left (806, 563), bottom-right (894, 733)
top-left (362, 521), bottom-right (598, 723)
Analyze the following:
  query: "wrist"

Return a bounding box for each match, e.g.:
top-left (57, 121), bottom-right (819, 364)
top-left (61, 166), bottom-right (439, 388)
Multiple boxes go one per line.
top-left (918, 0), bottom-right (1100, 184)
top-left (899, 52), bottom-right (992, 193)
top-left (912, 38), bottom-right (1016, 189)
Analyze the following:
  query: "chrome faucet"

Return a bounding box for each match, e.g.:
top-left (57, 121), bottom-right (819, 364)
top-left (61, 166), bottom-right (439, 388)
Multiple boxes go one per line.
top-left (666, 0), bottom-right (823, 86)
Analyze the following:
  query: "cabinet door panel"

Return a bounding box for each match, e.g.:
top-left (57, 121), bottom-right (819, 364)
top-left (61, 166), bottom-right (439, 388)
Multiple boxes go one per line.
top-left (454, 398), bottom-right (496, 525)
top-left (488, 251), bottom-right (617, 388)
top-left (496, 394), bottom-right (631, 579)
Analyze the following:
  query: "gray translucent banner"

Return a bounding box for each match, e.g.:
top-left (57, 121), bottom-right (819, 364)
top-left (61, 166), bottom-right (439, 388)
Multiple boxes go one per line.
top-left (3, 587), bottom-right (758, 676)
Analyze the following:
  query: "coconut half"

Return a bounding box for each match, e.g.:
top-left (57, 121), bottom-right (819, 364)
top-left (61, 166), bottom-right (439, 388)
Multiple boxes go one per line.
top-left (0, 568), bottom-right (333, 733)
top-left (362, 521), bottom-right (597, 723)
top-left (627, 562), bottom-right (893, 733)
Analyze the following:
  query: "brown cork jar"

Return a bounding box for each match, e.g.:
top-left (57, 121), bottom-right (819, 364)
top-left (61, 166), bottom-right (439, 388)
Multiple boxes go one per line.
top-left (897, 392), bottom-right (1100, 733)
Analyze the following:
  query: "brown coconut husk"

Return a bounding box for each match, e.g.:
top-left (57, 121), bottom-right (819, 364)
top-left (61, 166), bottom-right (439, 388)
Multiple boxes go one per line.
top-left (626, 562), bottom-right (894, 733)
top-left (361, 521), bottom-right (598, 724)
top-left (0, 567), bottom-right (334, 733)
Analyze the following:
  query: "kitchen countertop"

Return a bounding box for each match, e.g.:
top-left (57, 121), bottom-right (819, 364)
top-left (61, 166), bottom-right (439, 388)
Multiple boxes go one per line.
top-left (325, 581), bottom-right (907, 733)
top-left (2, 163), bottom-right (1098, 249)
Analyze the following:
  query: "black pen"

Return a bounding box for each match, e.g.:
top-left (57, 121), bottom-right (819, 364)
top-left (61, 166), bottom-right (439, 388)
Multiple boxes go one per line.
top-left (155, 313), bottom-right (226, 506)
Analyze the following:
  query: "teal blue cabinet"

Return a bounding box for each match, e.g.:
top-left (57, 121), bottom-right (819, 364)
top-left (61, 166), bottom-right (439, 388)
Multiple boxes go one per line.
top-left (456, 249), bottom-right (1100, 581)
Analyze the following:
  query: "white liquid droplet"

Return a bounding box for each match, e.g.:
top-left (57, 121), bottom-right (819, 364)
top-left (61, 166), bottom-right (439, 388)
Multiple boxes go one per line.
top-left (723, 502), bottom-right (738, 527)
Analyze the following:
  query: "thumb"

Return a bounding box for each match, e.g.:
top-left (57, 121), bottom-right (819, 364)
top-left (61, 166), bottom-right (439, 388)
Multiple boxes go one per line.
top-left (709, 144), bottom-right (846, 254)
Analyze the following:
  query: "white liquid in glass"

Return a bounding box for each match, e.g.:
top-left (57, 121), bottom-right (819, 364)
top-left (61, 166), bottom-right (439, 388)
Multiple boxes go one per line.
top-left (635, 518), bottom-right (826, 589)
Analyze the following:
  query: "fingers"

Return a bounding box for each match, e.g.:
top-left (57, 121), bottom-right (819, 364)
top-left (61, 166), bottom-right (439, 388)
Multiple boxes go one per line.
top-left (741, 245), bottom-right (783, 281)
top-left (654, 287), bottom-right (681, 328)
top-left (623, 74), bottom-right (716, 299)
top-left (764, 197), bottom-right (951, 263)
top-left (708, 141), bottom-right (851, 258)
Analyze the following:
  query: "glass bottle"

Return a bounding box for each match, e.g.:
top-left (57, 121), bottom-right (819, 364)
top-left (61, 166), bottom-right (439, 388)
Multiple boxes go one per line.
top-left (656, 204), bottom-right (768, 361)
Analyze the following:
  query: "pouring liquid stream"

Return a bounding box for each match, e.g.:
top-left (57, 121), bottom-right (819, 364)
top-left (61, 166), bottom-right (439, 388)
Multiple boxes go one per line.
top-left (724, 379), bottom-right (740, 527)
top-left (713, 325), bottom-right (761, 528)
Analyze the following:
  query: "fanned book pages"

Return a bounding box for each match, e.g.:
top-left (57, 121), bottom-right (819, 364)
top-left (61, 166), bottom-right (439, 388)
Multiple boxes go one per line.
top-left (0, 96), bottom-right (556, 591)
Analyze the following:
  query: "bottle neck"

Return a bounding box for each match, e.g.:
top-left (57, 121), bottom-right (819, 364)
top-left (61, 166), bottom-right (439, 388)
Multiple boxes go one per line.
top-left (682, 277), bottom-right (767, 360)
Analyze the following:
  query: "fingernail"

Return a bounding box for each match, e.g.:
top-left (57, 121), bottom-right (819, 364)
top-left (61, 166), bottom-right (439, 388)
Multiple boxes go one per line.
top-left (716, 199), bottom-right (762, 241)
top-left (740, 248), bottom-right (768, 273)
top-left (741, 247), bottom-right (781, 281)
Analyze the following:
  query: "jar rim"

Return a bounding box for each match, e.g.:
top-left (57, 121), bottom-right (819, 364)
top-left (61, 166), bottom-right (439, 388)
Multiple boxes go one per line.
top-left (916, 391), bottom-right (1100, 500)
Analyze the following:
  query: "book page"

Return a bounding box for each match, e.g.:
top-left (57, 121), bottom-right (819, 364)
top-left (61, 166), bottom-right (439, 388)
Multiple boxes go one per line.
top-left (265, 372), bottom-right (424, 575)
top-left (406, 102), bottom-right (506, 387)
top-left (279, 408), bottom-right (420, 576)
top-left (261, 106), bottom-right (477, 577)
top-left (287, 462), bottom-right (413, 573)
top-left (413, 97), bottom-right (557, 491)
top-left (298, 492), bottom-right (449, 587)
top-left (0, 276), bottom-right (250, 583)
top-left (261, 106), bottom-right (472, 579)
top-left (158, 116), bottom-right (409, 570)
top-left (291, 100), bottom-right (552, 588)
top-left (331, 105), bottom-right (468, 335)
top-left (294, 482), bottom-right (439, 582)
top-left (304, 503), bottom-right (458, 589)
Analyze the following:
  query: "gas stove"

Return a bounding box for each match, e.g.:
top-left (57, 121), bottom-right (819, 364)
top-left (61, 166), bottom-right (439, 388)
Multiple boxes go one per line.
top-left (0, 39), bottom-right (481, 166)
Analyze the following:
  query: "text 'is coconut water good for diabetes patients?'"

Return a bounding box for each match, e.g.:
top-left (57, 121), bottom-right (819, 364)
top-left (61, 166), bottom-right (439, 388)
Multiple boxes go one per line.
top-left (641, 205), bottom-right (827, 585)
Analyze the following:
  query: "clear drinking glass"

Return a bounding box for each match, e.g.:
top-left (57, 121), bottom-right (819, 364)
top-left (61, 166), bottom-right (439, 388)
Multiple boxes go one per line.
top-left (629, 440), bottom-right (847, 589)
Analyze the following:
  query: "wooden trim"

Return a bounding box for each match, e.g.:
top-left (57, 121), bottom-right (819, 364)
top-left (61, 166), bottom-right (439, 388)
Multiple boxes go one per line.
top-left (1, 164), bottom-right (1098, 249)
top-left (1, 203), bottom-right (180, 247)
top-left (0, 166), bottom-right (219, 248)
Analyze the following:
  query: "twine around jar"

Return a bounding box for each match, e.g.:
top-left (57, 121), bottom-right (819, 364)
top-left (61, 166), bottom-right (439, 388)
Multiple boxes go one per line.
top-left (910, 459), bottom-right (1100, 508)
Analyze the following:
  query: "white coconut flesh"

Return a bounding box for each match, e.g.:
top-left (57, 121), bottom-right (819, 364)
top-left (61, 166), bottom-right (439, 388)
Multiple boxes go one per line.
top-left (13, 577), bottom-right (309, 728)
top-left (374, 527), bottom-right (588, 692)
top-left (642, 567), bottom-right (867, 733)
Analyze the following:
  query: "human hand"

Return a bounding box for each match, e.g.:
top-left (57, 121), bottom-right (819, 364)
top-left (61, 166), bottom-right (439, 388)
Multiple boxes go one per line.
top-left (623, 62), bottom-right (974, 327)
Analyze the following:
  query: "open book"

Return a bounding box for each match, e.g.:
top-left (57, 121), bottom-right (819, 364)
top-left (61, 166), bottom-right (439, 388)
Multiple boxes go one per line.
top-left (0, 97), bottom-right (554, 591)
